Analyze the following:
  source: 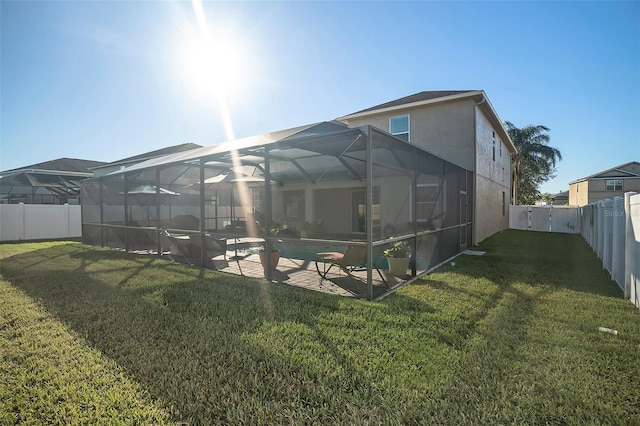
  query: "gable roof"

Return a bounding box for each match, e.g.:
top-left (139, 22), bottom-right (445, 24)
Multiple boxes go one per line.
top-left (344, 90), bottom-right (477, 116)
top-left (569, 161), bottom-right (640, 184)
top-left (0, 158), bottom-right (106, 177)
top-left (337, 90), bottom-right (517, 155)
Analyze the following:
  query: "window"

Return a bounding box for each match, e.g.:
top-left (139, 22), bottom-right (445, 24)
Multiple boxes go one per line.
top-left (492, 131), bottom-right (496, 161)
top-left (390, 115), bottom-right (409, 142)
top-left (415, 183), bottom-right (441, 227)
top-left (606, 179), bottom-right (623, 191)
top-left (502, 191), bottom-right (506, 216)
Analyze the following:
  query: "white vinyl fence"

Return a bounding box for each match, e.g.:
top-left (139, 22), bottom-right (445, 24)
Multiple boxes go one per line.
top-left (0, 203), bottom-right (81, 242)
top-left (579, 193), bottom-right (640, 310)
top-left (509, 205), bottom-right (579, 233)
top-left (510, 195), bottom-right (640, 310)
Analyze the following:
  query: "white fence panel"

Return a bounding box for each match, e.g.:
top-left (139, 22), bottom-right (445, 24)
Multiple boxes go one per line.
top-left (530, 207), bottom-right (551, 232)
top-left (550, 207), bottom-right (579, 233)
top-left (0, 204), bottom-right (22, 241)
top-left (603, 199), bottom-right (614, 273)
top-left (611, 197), bottom-right (626, 289)
top-left (0, 203), bottom-right (81, 242)
top-left (597, 200), bottom-right (605, 260)
top-left (509, 206), bottom-right (529, 230)
top-left (508, 205), bottom-right (579, 234)
top-left (625, 193), bottom-right (640, 309)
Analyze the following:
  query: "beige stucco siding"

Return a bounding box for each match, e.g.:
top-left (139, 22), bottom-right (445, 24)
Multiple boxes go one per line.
top-left (340, 99), bottom-right (476, 171)
top-left (340, 96), bottom-right (513, 244)
top-left (569, 181), bottom-right (589, 206)
top-left (586, 177), bottom-right (640, 204)
top-left (474, 108), bottom-right (511, 243)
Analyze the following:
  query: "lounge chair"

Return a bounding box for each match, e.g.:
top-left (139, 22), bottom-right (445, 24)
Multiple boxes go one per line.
top-left (188, 234), bottom-right (229, 269)
top-left (314, 245), bottom-right (387, 287)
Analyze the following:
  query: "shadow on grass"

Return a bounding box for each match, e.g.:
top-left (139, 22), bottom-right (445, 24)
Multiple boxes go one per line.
top-left (1, 243), bottom-right (436, 423)
top-left (2, 232), bottom-right (637, 424)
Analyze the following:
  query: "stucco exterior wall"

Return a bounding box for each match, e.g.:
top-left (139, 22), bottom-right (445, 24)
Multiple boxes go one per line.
top-left (341, 99), bottom-right (476, 171)
top-left (340, 96), bottom-right (513, 244)
top-left (569, 181), bottom-right (589, 206)
top-left (586, 177), bottom-right (640, 204)
top-left (474, 108), bottom-right (511, 243)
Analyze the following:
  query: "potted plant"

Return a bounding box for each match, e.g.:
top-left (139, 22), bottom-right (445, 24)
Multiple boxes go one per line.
top-left (255, 220), bottom-right (283, 270)
top-left (259, 244), bottom-right (280, 270)
top-left (384, 240), bottom-right (413, 277)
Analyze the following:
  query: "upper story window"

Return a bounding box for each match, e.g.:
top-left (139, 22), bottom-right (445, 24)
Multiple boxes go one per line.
top-left (390, 115), bottom-right (410, 142)
top-left (606, 179), bottom-right (623, 191)
top-left (492, 131), bottom-right (496, 161)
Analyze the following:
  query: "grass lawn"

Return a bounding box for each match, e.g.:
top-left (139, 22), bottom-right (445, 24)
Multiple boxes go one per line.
top-left (1, 230), bottom-right (638, 424)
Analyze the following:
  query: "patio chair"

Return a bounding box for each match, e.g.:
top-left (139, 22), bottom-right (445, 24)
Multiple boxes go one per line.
top-left (189, 234), bottom-right (229, 269)
top-left (314, 245), bottom-right (387, 287)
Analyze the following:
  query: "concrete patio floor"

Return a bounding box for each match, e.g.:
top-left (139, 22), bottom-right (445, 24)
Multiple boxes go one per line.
top-left (156, 249), bottom-right (406, 299)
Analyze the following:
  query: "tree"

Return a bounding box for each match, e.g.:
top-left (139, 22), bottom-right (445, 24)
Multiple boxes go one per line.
top-left (505, 121), bottom-right (562, 205)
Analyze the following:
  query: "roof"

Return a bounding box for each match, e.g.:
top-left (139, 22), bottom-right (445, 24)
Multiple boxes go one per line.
top-left (0, 157), bottom-right (106, 177)
top-left (569, 161), bottom-right (640, 184)
top-left (106, 121), bottom-right (353, 176)
top-left (337, 90), bottom-right (517, 155)
top-left (91, 143), bottom-right (203, 170)
top-left (343, 90), bottom-right (477, 116)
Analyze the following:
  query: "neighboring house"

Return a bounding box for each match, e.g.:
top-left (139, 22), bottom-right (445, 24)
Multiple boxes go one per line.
top-left (90, 143), bottom-right (202, 177)
top-left (552, 190), bottom-right (569, 205)
top-left (568, 161), bottom-right (640, 206)
top-left (337, 90), bottom-right (516, 244)
top-left (0, 158), bottom-right (105, 205)
top-left (535, 190), bottom-right (569, 206)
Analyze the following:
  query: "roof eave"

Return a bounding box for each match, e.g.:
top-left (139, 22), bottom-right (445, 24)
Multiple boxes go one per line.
top-left (337, 90), bottom-right (485, 121)
top-left (0, 169), bottom-right (94, 178)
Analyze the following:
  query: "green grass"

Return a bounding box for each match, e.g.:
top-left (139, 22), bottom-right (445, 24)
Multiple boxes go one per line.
top-left (1, 230), bottom-right (638, 424)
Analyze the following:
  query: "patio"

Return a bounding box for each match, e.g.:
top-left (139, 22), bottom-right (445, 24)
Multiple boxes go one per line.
top-left (81, 121), bottom-right (473, 300)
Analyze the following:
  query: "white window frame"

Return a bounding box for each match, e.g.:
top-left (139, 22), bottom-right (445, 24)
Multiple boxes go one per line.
top-left (389, 114), bottom-right (410, 142)
top-left (605, 179), bottom-right (623, 191)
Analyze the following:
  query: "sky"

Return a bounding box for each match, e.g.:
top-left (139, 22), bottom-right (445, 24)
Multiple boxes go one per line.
top-left (1, 0), bottom-right (639, 194)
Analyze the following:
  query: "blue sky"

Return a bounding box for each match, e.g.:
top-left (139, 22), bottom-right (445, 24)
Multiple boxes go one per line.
top-left (2, 1), bottom-right (639, 194)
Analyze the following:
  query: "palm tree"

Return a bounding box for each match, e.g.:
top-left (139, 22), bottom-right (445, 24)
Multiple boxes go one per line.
top-left (505, 121), bottom-right (562, 205)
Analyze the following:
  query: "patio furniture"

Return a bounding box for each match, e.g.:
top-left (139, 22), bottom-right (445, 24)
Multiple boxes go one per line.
top-left (160, 230), bottom-right (229, 269)
top-left (314, 245), bottom-right (387, 287)
top-left (189, 234), bottom-right (229, 269)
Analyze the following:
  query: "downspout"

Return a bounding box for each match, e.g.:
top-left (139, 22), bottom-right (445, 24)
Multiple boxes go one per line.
top-left (472, 94), bottom-right (486, 246)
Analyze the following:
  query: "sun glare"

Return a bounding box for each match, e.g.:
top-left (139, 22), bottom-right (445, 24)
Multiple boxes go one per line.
top-left (183, 34), bottom-right (246, 97)
top-left (178, 0), bottom-right (250, 102)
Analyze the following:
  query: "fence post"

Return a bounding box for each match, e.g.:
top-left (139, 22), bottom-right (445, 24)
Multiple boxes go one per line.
top-left (596, 200), bottom-right (605, 261)
top-left (63, 203), bottom-right (70, 238)
top-left (624, 192), bottom-right (637, 300)
top-left (603, 199), bottom-right (614, 274)
top-left (18, 202), bottom-right (25, 241)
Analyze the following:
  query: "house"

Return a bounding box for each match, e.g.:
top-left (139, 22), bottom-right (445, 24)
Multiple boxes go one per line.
top-left (0, 158), bottom-right (105, 205)
top-left (535, 190), bottom-right (569, 206)
top-left (90, 143), bottom-right (202, 177)
top-left (80, 90), bottom-right (514, 300)
top-left (568, 161), bottom-right (640, 206)
top-left (337, 90), bottom-right (516, 244)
